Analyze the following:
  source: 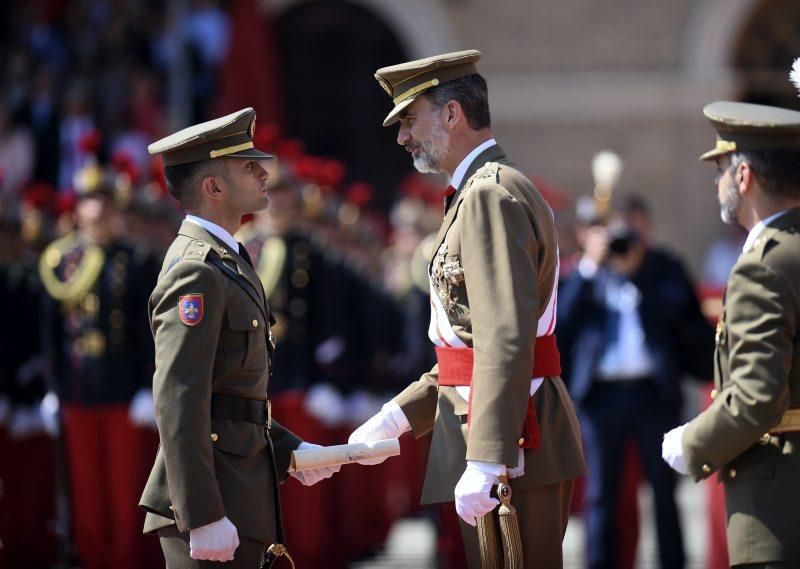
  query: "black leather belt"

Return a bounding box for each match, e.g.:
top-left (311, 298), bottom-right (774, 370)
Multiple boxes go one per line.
top-left (210, 393), bottom-right (271, 429)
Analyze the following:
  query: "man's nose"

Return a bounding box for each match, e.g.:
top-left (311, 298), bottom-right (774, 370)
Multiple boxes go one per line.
top-left (397, 127), bottom-right (410, 146)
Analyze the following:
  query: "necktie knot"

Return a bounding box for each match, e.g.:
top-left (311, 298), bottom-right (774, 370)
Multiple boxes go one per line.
top-left (443, 185), bottom-right (456, 213)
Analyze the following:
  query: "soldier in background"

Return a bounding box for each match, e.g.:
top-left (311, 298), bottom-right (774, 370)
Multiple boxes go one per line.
top-left (0, 202), bottom-right (58, 568)
top-left (238, 171), bottom-right (325, 394)
top-left (39, 162), bottom-right (159, 569)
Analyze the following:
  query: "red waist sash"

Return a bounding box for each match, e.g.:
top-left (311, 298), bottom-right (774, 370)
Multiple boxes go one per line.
top-left (436, 334), bottom-right (561, 450)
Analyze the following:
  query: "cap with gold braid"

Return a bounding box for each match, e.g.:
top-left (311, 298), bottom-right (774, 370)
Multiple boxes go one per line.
top-left (148, 107), bottom-right (274, 167)
top-left (375, 49), bottom-right (481, 127)
top-left (699, 101), bottom-right (800, 161)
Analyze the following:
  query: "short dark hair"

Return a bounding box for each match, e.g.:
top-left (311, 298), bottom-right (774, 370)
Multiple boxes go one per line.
top-left (731, 148), bottom-right (800, 200)
top-left (425, 74), bottom-right (491, 130)
top-left (164, 159), bottom-right (229, 208)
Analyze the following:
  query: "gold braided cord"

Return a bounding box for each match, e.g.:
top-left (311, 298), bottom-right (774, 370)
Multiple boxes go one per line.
top-left (477, 512), bottom-right (503, 569)
top-left (256, 236), bottom-right (287, 299)
top-left (497, 476), bottom-right (524, 569)
top-left (39, 233), bottom-right (105, 305)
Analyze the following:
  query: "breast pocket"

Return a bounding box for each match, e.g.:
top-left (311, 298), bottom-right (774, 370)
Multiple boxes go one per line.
top-left (225, 304), bottom-right (267, 371)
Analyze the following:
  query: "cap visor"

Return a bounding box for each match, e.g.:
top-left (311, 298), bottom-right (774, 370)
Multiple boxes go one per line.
top-left (382, 97), bottom-right (417, 127)
top-left (226, 148), bottom-right (275, 160)
top-left (699, 148), bottom-right (728, 161)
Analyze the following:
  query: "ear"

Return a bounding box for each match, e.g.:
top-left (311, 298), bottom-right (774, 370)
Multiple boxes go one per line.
top-left (737, 161), bottom-right (755, 195)
top-left (443, 100), bottom-right (462, 129)
top-left (200, 175), bottom-right (224, 202)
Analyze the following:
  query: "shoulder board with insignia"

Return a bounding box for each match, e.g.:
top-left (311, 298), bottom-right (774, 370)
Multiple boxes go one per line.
top-left (182, 240), bottom-right (214, 263)
top-left (467, 161), bottom-right (500, 189)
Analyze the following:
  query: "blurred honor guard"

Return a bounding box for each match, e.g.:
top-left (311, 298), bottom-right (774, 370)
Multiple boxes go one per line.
top-left (139, 108), bottom-right (338, 567)
top-left (662, 80), bottom-right (800, 567)
top-left (39, 163), bottom-right (159, 569)
top-left (349, 50), bottom-right (587, 567)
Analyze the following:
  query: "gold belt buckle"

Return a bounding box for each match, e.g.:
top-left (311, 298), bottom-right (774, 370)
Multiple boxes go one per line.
top-left (265, 400), bottom-right (272, 429)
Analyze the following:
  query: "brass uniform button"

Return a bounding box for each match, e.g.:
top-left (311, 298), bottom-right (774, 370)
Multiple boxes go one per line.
top-left (702, 464), bottom-right (712, 474)
top-left (211, 433), bottom-right (219, 442)
top-left (728, 468), bottom-right (737, 479)
top-left (518, 437), bottom-right (525, 446)
top-left (759, 433), bottom-right (771, 445)
top-left (251, 319), bottom-right (258, 328)
top-left (710, 389), bottom-right (719, 400)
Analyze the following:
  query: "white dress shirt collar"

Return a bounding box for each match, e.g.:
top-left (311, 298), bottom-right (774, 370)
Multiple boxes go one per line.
top-left (742, 210), bottom-right (790, 252)
top-left (185, 214), bottom-right (240, 253)
top-left (449, 138), bottom-right (497, 190)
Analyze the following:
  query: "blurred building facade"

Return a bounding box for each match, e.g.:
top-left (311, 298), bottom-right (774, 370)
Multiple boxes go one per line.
top-left (266, 0), bottom-right (800, 274)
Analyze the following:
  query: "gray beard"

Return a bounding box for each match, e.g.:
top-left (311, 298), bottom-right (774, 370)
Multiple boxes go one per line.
top-left (720, 181), bottom-right (741, 225)
top-left (412, 120), bottom-right (448, 174)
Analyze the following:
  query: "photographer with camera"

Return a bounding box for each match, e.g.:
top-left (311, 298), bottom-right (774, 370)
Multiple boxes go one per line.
top-left (557, 195), bottom-right (714, 569)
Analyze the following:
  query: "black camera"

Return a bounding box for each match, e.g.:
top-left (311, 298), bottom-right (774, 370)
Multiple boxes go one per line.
top-left (607, 224), bottom-right (640, 257)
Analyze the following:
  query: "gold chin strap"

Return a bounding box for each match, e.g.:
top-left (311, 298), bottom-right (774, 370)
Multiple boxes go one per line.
top-left (265, 543), bottom-right (295, 569)
top-left (210, 141), bottom-right (254, 159)
top-left (392, 78), bottom-right (440, 105)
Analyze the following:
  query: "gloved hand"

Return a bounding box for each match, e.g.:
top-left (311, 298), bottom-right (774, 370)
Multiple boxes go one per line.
top-left (289, 442), bottom-right (341, 486)
top-left (454, 462), bottom-right (501, 526)
top-left (347, 401), bottom-right (410, 464)
top-left (39, 392), bottom-right (60, 437)
top-left (189, 516), bottom-right (239, 561)
top-left (129, 388), bottom-right (157, 428)
top-left (662, 423), bottom-right (689, 475)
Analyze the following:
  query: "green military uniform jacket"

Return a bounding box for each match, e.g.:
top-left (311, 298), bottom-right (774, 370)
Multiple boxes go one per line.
top-left (139, 220), bottom-right (302, 544)
top-left (393, 144), bottom-right (587, 504)
top-left (683, 208), bottom-right (800, 565)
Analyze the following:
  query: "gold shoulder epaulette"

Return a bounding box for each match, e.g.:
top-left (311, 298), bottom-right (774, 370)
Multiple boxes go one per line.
top-left (39, 233), bottom-right (105, 305)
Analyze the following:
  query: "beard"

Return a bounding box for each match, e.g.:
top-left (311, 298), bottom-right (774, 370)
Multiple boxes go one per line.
top-left (719, 178), bottom-right (741, 225)
top-left (409, 118), bottom-right (449, 174)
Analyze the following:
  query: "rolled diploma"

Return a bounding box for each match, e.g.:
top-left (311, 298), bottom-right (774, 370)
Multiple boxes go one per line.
top-left (289, 438), bottom-right (400, 472)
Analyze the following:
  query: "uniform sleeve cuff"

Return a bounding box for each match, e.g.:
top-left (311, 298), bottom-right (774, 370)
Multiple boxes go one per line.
top-left (467, 459), bottom-right (507, 477)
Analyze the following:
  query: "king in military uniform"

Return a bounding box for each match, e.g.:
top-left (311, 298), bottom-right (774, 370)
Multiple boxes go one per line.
top-left (349, 50), bottom-right (587, 567)
top-left (139, 108), bottom-right (338, 567)
top-left (662, 98), bottom-right (800, 567)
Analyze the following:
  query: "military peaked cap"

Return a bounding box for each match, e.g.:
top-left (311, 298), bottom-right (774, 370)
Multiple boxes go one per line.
top-left (148, 108), bottom-right (274, 167)
top-left (700, 101), bottom-right (800, 161)
top-left (375, 49), bottom-right (481, 127)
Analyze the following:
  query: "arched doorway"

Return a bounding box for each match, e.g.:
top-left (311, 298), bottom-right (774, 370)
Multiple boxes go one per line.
top-left (732, 0), bottom-right (800, 107)
top-left (275, 1), bottom-right (411, 210)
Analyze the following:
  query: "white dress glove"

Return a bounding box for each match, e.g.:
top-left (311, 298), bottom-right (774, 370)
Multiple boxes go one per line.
top-left (662, 423), bottom-right (689, 475)
top-left (189, 516), bottom-right (240, 561)
top-left (289, 442), bottom-right (341, 486)
top-left (454, 461), bottom-right (502, 526)
top-left (347, 400), bottom-right (410, 465)
top-left (129, 388), bottom-right (157, 428)
top-left (39, 392), bottom-right (60, 437)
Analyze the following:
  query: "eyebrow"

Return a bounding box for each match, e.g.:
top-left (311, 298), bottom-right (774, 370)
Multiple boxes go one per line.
top-left (399, 110), bottom-right (413, 119)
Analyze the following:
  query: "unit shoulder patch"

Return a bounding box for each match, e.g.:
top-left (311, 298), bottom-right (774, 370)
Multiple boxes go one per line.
top-left (178, 294), bottom-right (204, 326)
